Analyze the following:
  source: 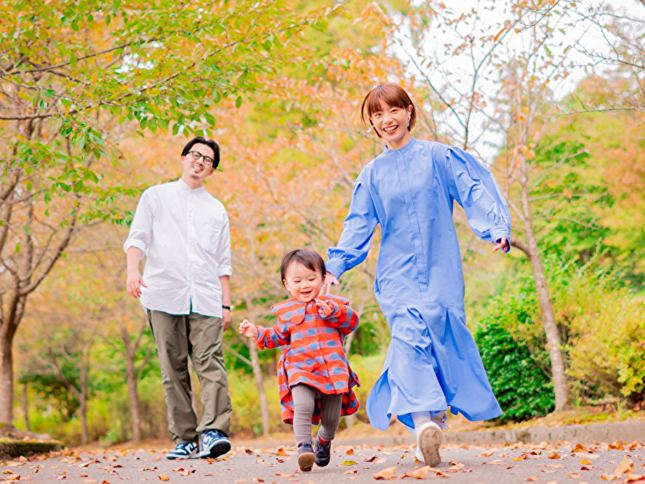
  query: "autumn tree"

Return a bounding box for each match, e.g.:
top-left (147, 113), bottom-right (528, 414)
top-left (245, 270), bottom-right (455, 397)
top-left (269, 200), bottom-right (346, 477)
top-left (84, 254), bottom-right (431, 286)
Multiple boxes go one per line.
top-left (0, 0), bottom-right (340, 427)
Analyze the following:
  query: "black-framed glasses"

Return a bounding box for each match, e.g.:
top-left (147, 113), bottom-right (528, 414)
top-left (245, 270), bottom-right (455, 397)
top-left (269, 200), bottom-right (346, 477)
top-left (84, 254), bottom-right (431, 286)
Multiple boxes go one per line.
top-left (187, 150), bottom-right (214, 166)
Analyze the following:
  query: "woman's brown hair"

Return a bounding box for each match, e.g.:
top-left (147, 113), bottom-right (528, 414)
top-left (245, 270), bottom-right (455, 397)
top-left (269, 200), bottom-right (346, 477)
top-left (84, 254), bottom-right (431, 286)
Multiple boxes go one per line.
top-left (361, 83), bottom-right (417, 138)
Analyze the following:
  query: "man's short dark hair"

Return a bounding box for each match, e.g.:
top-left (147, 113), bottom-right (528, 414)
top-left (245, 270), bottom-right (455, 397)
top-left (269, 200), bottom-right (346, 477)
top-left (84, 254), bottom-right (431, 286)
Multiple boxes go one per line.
top-left (280, 249), bottom-right (326, 285)
top-left (181, 137), bottom-right (220, 170)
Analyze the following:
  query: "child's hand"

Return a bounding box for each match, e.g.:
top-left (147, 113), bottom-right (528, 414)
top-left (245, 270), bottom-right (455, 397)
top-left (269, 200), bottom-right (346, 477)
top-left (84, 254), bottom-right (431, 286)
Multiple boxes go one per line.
top-left (317, 300), bottom-right (334, 317)
top-left (239, 320), bottom-right (258, 339)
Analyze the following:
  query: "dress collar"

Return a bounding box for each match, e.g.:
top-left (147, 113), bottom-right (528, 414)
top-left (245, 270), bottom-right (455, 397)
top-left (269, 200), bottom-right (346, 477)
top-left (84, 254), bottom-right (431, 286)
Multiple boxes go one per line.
top-left (177, 177), bottom-right (206, 194)
top-left (384, 136), bottom-right (417, 155)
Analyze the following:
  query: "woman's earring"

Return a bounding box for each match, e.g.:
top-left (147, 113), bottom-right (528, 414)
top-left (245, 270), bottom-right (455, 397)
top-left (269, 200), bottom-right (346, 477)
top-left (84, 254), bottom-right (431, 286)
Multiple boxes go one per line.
top-left (367, 125), bottom-right (374, 134)
top-left (407, 117), bottom-right (411, 128)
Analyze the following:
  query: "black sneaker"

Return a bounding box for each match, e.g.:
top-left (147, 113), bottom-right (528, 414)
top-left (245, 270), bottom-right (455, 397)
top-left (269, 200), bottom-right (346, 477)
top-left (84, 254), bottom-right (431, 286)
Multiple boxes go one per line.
top-left (314, 435), bottom-right (332, 467)
top-left (297, 442), bottom-right (315, 472)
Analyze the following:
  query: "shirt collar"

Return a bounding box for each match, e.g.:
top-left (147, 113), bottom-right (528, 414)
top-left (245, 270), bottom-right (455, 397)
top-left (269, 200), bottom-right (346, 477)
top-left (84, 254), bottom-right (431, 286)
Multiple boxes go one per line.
top-left (177, 177), bottom-right (206, 194)
top-left (384, 136), bottom-right (417, 155)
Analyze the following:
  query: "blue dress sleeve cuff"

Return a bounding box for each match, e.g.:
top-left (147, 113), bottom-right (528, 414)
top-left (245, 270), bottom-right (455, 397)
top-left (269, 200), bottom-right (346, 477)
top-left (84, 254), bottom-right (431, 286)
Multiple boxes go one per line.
top-left (490, 225), bottom-right (511, 252)
top-left (325, 258), bottom-right (347, 280)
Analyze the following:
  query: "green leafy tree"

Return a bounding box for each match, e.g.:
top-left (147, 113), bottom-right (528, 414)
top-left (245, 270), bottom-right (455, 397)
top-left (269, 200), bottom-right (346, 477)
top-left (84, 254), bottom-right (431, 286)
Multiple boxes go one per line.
top-left (0, 0), bottom-right (340, 426)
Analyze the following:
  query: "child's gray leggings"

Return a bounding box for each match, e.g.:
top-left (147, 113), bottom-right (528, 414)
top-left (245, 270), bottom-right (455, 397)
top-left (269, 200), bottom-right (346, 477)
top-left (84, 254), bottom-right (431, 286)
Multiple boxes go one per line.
top-left (291, 383), bottom-right (342, 446)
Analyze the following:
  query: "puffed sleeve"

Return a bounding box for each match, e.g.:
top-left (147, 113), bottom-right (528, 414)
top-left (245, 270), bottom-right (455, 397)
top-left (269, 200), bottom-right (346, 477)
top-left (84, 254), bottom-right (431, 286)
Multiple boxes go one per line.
top-left (444, 146), bottom-right (512, 251)
top-left (326, 174), bottom-right (379, 279)
top-left (123, 189), bottom-right (153, 255)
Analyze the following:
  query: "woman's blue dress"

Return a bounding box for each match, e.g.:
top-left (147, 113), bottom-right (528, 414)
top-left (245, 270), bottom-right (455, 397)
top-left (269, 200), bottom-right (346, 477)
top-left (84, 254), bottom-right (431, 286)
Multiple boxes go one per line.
top-left (326, 137), bottom-right (511, 431)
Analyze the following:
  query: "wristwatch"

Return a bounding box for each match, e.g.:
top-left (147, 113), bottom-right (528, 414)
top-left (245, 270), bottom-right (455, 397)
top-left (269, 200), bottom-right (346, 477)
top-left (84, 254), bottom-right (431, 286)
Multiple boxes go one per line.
top-left (222, 305), bottom-right (232, 310)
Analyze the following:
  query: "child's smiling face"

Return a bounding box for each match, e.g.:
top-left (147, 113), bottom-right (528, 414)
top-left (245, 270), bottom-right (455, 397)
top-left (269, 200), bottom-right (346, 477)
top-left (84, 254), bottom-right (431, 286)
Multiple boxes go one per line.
top-left (283, 261), bottom-right (324, 303)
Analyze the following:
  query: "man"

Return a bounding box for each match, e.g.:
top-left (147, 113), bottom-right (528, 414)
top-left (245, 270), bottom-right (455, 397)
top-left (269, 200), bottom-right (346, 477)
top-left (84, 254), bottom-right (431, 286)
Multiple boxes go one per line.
top-left (124, 137), bottom-right (233, 460)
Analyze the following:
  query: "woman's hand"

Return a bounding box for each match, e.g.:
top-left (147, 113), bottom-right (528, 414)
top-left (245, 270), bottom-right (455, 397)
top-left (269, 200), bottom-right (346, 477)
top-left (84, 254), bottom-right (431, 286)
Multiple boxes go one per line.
top-left (317, 299), bottom-right (334, 317)
top-left (319, 272), bottom-right (339, 296)
top-left (493, 238), bottom-right (510, 254)
top-left (239, 320), bottom-right (258, 339)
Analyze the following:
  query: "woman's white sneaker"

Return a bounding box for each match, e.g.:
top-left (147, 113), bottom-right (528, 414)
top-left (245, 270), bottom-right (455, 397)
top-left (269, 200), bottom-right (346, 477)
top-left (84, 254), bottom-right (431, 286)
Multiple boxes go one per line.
top-left (416, 421), bottom-right (442, 467)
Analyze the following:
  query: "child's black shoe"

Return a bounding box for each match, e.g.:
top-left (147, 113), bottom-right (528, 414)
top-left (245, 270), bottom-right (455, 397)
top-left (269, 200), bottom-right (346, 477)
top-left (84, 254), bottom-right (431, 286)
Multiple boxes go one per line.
top-left (314, 434), bottom-right (332, 467)
top-left (297, 442), bottom-right (315, 472)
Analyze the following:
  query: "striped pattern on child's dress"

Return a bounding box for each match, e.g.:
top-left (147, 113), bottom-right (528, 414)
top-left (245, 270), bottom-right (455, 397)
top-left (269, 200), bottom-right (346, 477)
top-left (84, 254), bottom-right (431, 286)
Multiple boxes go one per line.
top-left (255, 294), bottom-right (360, 425)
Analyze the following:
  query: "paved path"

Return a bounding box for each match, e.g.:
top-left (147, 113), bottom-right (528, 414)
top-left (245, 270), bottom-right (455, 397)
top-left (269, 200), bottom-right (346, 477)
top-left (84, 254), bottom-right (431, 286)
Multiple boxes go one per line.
top-left (1, 440), bottom-right (644, 484)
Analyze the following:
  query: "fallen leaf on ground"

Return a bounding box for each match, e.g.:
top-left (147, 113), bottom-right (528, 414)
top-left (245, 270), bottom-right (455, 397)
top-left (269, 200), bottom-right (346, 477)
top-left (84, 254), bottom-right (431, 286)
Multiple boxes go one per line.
top-left (375, 459), bottom-right (386, 464)
top-left (276, 474), bottom-right (295, 478)
top-left (617, 457), bottom-right (636, 474)
top-left (408, 466), bottom-right (431, 479)
top-left (488, 460), bottom-right (506, 466)
top-left (513, 456), bottom-right (527, 462)
top-left (580, 459), bottom-right (592, 465)
top-left (158, 475), bottom-right (169, 482)
top-left (600, 474), bottom-right (620, 481)
top-left (580, 466), bottom-right (593, 471)
top-left (6, 476), bottom-right (20, 482)
top-left (342, 461), bottom-right (357, 466)
top-left (478, 451), bottom-right (495, 458)
top-left (542, 470), bottom-right (556, 473)
top-left (544, 481), bottom-right (557, 484)
top-left (345, 470), bottom-right (358, 475)
top-left (568, 472), bottom-right (581, 478)
top-left (506, 465), bottom-right (519, 470)
top-left (572, 444), bottom-right (588, 453)
top-left (234, 480), bottom-right (247, 483)
top-left (364, 456), bottom-right (377, 463)
top-left (624, 475), bottom-right (645, 483)
top-left (346, 449), bottom-right (355, 455)
top-left (609, 441), bottom-right (625, 451)
top-left (433, 470), bottom-right (450, 478)
top-left (373, 467), bottom-right (397, 480)
top-left (252, 479), bottom-right (265, 483)
top-left (523, 477), bottom-right (539, 482)
top-left (2, 471), bottom-right (14, 475)
top-left (275, 448), bottom-right (288, 457)
top-left (548, 453), bottom-right (561, 460)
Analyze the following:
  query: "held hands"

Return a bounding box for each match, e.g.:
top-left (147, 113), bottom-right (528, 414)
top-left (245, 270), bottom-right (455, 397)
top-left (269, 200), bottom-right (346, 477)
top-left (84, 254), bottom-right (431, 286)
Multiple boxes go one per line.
top-left (126, 270), bottom-right (147, 299)
top-left (319, 272), bottom-right (339, 296)
top-left (239, 320), bottom-right (258, 339)
top-left (493, 238), bottom-right (510, 254)
top-left (317, 299), bottom-right (334, 317)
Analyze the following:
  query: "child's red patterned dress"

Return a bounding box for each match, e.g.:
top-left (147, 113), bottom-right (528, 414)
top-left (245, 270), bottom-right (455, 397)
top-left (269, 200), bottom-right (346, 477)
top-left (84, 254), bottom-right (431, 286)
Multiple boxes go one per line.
top-left (255, 294), bottom-right (360, 424)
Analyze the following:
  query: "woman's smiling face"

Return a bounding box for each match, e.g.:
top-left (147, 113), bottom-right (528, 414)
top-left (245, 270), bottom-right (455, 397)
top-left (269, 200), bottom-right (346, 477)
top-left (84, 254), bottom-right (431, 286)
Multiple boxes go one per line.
top-left (370, 100), bottom-right (413, 147)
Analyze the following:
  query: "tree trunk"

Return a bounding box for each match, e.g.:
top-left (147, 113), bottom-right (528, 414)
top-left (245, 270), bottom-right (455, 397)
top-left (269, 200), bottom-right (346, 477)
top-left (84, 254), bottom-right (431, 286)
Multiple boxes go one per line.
top-left (247, 340), bottom-right (271, 437)
top-left (0, 330), bottom-right (15, 428)
top-left (124, 336), bottom-right (142, 443)
top-left (517, 180), bottom-right (570, 411)
top-left (121, 325), bottom-right (143, 444)
top-left (22, 383), bottom-right (30, 432)
top-left (80, 366), bottom-right (89, 445)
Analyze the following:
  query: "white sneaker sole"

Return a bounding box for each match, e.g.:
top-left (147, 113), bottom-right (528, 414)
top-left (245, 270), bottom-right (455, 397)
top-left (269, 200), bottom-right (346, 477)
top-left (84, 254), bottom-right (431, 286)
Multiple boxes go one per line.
top-left (418, 424), bottom-right (442, 467)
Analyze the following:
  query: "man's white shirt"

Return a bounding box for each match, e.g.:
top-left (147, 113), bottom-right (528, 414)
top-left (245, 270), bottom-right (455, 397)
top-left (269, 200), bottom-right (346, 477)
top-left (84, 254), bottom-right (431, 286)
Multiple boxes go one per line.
top-left (124, 178), bottom-right (232, 318)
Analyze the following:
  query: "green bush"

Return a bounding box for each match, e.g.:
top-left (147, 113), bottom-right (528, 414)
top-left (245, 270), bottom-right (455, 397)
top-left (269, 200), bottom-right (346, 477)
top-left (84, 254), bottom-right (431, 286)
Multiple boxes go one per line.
top-left (475, 319), bottom-right (555, 422)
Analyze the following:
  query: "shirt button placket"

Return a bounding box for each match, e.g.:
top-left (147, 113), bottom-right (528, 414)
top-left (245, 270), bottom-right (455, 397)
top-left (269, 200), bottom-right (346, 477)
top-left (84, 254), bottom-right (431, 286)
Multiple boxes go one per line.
top-left (187, 191), bottom-right (195, 308)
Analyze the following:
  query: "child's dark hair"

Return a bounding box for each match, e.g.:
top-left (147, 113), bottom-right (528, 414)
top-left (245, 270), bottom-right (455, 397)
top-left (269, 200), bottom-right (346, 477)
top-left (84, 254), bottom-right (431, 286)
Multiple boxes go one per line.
top-left (280, 249), bottom-right (326, 284)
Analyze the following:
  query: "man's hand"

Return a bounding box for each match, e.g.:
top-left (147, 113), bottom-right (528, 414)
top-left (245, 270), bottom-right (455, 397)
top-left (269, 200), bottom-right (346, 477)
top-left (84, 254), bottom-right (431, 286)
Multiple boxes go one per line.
top-left (320, 272), bottom-right (339, 296)
top-left (317, 299), bottom-right (334, 317)
top-left (222, 308), bottom-right (231, 331)
top-left (493, 237), bottom-right (510, 254)
top-left (126, 270), bottom-right (147, 299)
top-left (239, 320), bottom-right (257, 339)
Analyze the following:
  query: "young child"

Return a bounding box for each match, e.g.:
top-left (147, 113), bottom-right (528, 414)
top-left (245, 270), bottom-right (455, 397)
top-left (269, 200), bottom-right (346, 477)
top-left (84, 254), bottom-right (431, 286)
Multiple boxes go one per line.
top-left (239, 249), bottom-right (360, 472)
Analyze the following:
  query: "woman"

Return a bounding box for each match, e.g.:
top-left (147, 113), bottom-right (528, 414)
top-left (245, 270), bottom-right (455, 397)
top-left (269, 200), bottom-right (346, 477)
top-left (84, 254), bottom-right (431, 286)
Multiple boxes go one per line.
top-left (323, 83), bottom-right (511, 467)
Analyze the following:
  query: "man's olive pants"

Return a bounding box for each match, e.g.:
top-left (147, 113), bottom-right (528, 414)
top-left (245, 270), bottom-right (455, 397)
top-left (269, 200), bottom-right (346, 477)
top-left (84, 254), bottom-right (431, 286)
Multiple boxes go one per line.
top-left (148, 310), bottom-right (232, 444)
